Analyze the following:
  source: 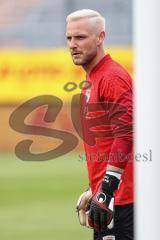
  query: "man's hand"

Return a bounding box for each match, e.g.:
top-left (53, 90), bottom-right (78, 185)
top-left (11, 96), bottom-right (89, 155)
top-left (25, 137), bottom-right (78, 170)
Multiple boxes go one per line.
top-left (88, 171), bottom-right (121, 232)
top-left (76, 188), bottom-right (92, 227)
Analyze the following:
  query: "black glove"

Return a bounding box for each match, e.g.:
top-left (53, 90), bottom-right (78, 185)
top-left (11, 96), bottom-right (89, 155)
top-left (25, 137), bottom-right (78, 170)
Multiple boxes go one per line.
top-left (88, 172), bottom-right (121, 232)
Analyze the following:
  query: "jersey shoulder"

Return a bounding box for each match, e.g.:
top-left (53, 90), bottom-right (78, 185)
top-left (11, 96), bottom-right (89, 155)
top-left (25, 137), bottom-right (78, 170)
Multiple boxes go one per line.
top-left (99, 58), bottom-right (133, 100)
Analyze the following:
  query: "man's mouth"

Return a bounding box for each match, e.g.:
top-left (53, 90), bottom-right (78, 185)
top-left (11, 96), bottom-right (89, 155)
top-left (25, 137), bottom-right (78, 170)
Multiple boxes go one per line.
top-left (72, 52), bottom-right (82, 56)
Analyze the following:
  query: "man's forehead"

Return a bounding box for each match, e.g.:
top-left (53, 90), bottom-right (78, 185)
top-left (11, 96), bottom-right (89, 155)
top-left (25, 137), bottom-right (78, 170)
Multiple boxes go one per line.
top-left (66, 30), bottom-right (89, 36)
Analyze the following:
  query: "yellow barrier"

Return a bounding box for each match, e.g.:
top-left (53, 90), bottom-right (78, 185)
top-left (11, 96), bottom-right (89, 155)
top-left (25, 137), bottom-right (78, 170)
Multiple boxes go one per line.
top-left (0, 47), bottom-right (133, 103)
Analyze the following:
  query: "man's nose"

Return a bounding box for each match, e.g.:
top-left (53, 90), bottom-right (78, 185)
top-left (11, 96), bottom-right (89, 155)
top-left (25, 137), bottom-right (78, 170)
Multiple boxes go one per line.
top-left (69, 38), bottom-right (77, 49)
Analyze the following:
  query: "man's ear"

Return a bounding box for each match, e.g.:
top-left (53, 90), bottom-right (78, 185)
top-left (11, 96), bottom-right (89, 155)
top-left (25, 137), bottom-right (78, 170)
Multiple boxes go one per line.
top-left (97, 31), bottom-right (105, 46)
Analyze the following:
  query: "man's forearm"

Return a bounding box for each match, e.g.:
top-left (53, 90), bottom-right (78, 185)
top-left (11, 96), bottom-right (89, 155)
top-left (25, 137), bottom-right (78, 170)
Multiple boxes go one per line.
top-left (108, 137), bottom-right (133, 169)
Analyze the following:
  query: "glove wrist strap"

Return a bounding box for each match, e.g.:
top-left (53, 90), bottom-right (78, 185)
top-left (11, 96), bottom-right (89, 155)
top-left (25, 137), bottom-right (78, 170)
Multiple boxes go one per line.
top-left (101, 171), bottom-right (121, 196)
top-left (106, 170), bottom-right (121, 180)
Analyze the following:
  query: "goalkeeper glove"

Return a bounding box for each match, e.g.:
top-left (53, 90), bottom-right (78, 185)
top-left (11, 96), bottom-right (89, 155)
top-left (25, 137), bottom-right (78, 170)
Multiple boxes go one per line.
top-left (88, 171), bottom-right (121, 232)
top-left (76, 188), bottom-right (92, 227)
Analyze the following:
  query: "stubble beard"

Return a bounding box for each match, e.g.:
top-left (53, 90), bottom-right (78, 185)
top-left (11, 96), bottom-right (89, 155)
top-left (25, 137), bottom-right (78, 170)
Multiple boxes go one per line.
top-left (72, 51), bottom-right (97, 68)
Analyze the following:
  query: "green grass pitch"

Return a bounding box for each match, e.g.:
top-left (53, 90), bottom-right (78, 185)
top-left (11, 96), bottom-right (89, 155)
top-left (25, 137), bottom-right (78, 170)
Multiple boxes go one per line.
top-left (0, 153), bottom-right (92, 240)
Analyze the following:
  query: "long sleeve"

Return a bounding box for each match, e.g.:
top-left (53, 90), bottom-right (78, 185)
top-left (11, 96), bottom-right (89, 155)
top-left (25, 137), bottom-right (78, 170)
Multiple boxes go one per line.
top-left (102, 75), bottom-right (133, 169)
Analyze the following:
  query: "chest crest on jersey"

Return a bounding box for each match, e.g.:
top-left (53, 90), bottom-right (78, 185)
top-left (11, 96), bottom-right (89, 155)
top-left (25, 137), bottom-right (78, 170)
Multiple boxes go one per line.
top-left (84, 88), bottom-right (91, 103)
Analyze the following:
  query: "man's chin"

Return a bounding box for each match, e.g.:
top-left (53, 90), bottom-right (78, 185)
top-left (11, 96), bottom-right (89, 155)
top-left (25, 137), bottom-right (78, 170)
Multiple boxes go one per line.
top-left (72, 59), bottom-right (83, 65)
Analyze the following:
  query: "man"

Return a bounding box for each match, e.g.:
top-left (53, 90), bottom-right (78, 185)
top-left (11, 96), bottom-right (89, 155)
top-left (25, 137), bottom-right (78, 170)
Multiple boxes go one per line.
top-left (66, 9), bottom-right (134, 240)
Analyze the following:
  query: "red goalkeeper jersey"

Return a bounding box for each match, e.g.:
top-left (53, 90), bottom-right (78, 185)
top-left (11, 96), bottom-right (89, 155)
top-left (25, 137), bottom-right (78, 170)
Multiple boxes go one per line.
top-left (80, 54), bottom-right (134, 205)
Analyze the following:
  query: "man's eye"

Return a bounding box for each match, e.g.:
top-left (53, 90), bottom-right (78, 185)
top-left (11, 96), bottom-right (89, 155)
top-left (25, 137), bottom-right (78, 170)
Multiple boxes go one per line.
top-left (77, 36), bottom-right (85, 40)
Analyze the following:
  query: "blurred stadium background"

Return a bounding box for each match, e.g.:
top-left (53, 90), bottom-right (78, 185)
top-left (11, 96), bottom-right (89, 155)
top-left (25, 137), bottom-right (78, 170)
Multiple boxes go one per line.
top-left (0, 0), bottom-right (133, 239)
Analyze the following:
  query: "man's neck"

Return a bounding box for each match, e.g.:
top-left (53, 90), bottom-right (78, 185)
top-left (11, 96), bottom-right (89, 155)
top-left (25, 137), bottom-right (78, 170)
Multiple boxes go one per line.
top-left (83, 49), bottom-right (106, 75)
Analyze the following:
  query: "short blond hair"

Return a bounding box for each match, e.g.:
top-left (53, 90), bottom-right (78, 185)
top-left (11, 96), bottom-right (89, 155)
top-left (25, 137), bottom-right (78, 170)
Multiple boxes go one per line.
top-left (66, 9), bottom-right (105, 33)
